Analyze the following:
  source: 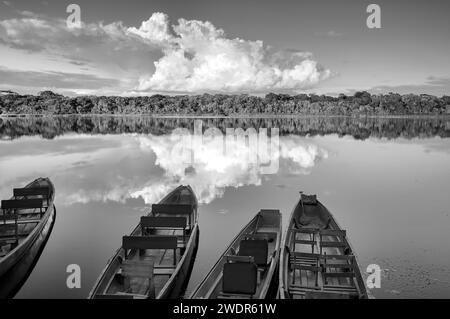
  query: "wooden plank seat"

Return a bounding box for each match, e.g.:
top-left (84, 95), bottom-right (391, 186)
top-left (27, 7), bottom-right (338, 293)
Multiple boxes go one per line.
top-left (289, 287), bottom-right (357, 299)
top-left (288, 285), bottom-right (321, 298)
top-left (324, 284), bottom-right (359, 292)
top-left (322, 251), bottom-right (355, 267)
top-left (0, 200), bottom-right (43, 248)
top-left (320, 241), bottom-right (348, 248)
top-left (245, 233), bottom-right (272, 242)
top-left (151, 204), bottom-right (194, 227)
top-left (238, 239), bottom-right (270, 284)
top-left (320, 229), bottom-right (347, 237)
top-left (291, 264), bottom-right (320, 287)
top-left (1, 199), bottom-right (44, 210)
top-left (141, 216), bottom-right (187, 242)
top-left (320, 254), bottom-right (355, 261)
top-left (321, 254), bottom-right (357, 280)
top-left (291, 264), bottom-right (321, 272)
top-left (291, 228), bottom-right (318, 253)
top-left (289, 281), bottom-right (358, 297)
top-left (305, 291), bottom-right (353, 299)
top-left (151, 204), bottom-right (193, 215)
top-left (290, 252), bottom-right (320, 286)
top-left (238, 239), bottom-right (269, 267)
top-left (13, 187), bottom-right (50, 206)
top-left (322, 263), bottom-right (355, 270)
top-left (290, 252), bottom-right (321, 266)
top-left (322, 270), bottom-right (357, 287)
top-left (290, 283), bottom-right (321, 290)
top-left (1, 199), bottom-right (45, 219)
top-left (117, 265), bottom-right (175, 276)
top-left (290, 252), bottom-right (355, 266)
top-left (323, 272), bottom-right (356, 279)
top-left (292, 228), bottom-right (319, 234)
top-left (219, 256), bottom-right (257, 299)
top-left (290, 251), bottom-right (321, 287)
top-left (319, 229), bottom-right (348, 254)
top-left (122, 235), bottom-right (178, 266)
top-left (290, 251), bottom-right (357, 290)
top-left (121, 259), bottom-right (155, 297)
top-left (323, 288), bottom-right (359, 298)
top-left (289, 286), bottom-right (321, 293)
top-left (153, 268), bottom-right (175, 276)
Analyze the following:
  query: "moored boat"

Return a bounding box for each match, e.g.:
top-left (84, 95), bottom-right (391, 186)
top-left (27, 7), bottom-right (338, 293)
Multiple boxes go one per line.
top-left (279, 193), bottom-right (368, 299)
top-left (89, 185), bottom-right (199, 299)
top-left (0, 177), bottom-right (56, 298)
top-left (190, 209), bottom-right (281, 299)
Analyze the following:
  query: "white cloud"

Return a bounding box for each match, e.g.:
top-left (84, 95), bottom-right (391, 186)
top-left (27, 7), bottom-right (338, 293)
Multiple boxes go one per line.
top-left (133, 14), bottom-right (331, 93)
top-left (127, 12), bottom-right (173, 45)
top-left (0, 12), bottom-right (331, 94)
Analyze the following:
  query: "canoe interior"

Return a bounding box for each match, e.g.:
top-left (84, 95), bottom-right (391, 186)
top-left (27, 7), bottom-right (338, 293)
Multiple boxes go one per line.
top-left (91, 185), bottom-right (198, 299)
top-left (0, 178), bottom-right (54, 259)
top-left (191, 209), bottom-right (281, 299)
top-left (280, 195), bottom-right (368, 299)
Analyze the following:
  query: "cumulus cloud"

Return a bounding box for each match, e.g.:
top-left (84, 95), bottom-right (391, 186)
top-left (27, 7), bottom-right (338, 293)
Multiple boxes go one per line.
top-left (133, 13), bottom-right (331, 93)
top-left (127, 12), bottom-right (173, 45)
top-left (0, 12), bottom-right (331, 94)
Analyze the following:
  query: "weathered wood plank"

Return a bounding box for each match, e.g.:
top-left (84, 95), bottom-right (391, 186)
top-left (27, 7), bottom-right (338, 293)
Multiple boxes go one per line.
top-left (141, 216), bottom-right (186, 229)
top-left (13, 187), bottom-right (50, 198)
top-left (1, 199), bottom-right (43, 209)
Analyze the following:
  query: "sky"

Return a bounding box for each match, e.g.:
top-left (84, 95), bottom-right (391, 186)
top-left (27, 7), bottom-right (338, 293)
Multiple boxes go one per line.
top-left (0, 0), bottom-right (449, 96)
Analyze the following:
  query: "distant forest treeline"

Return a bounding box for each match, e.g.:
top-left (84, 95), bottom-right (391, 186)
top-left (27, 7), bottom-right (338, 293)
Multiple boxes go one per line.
top-left (1, 116), bottom-right (449, 140)
top-left (1, 90), bottom-right (450, 115)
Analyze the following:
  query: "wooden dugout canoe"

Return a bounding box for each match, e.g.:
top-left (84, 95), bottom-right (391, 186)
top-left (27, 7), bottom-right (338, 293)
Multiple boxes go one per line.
top-left (89, 185), bottom-right (199, 299)
top-left (190, 209), bottom-right (281, 299)
top-left (279, 193), bottom-right (368, 299)
top-left (0, 177), bottom-right (56, 299)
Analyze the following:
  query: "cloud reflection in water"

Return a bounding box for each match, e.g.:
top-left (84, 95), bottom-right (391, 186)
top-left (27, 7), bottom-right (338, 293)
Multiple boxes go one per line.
top-left (0, 126), bottom-right (328, 205)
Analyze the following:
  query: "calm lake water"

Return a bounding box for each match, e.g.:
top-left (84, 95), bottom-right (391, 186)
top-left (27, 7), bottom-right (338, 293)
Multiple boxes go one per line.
top-left (1, 116), bottom-right (450, 299)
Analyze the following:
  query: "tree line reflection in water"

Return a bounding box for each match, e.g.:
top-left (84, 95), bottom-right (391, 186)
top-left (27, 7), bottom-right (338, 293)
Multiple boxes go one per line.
top-left (0, 116), bottom-right (450, 140)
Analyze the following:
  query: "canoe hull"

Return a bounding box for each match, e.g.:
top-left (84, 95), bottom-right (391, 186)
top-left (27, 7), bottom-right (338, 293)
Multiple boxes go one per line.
top-left (0, 177), bottom-right (56, 298)
top-left (190, 210), bottom-right (281, 299)
top-left (0, 206), bottom-right (55, 298)
top-left (89, 185), bottom-right (199, 299)
top-left (279, 197), bottom-right (368, 299)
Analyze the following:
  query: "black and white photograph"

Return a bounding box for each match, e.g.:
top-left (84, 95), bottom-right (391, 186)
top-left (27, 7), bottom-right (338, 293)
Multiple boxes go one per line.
top-left (0, 0), bottom-right (449, 307)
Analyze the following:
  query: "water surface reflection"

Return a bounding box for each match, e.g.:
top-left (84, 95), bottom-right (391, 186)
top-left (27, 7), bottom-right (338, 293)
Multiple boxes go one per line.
top-left (0, 116), bottom-right (449, 298)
